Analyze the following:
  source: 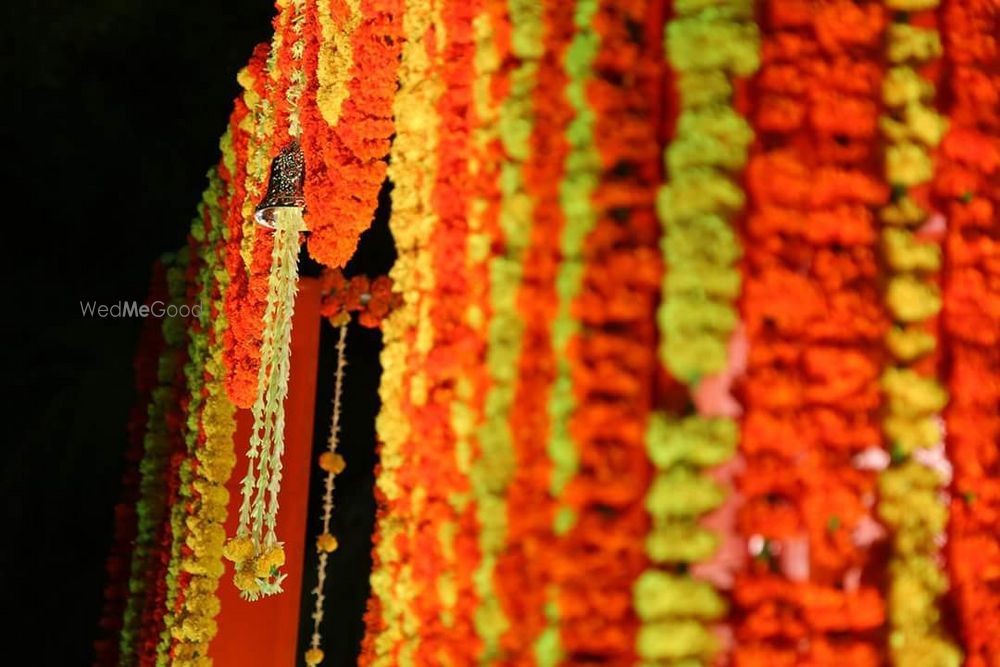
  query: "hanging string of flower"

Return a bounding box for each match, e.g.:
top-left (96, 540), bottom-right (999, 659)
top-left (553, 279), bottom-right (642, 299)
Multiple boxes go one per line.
top-left (155, 179), bottom-right (218, 665)
top-left (492, 0), bottom-right (572, 663)
top-left (118, 251), bottom-right (191, 666)
top-left (301, 0), bottom-right (402, 268)
top-left (304, 322), bottom-right (349, 667)
top-left (93, 264), bottom-right (168, 667)
top-left (937, 0), bottom-right (1000, 663)
top-left (223, 148), bottom-right (308, 598)
top-left (553, 0), bottom-right (663, 662)
top-left (364, 0), bottom-right (443, 661)
top-left (875, 5), bottom-right (961, 665)
top-left (166, 167), bottom-right (239, 666)
top-left (735, 1), bottom-right (890, 664)
top-left (640, 0), bottom-right (759, 662)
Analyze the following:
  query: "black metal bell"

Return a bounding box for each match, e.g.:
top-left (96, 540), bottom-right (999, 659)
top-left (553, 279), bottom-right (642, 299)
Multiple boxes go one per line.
top-left (255, 140), bottom-right (306, 228)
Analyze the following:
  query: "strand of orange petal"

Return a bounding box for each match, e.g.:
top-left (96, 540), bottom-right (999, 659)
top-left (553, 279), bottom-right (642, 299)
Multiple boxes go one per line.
top-left (735, 1), bottom-right (890, 664)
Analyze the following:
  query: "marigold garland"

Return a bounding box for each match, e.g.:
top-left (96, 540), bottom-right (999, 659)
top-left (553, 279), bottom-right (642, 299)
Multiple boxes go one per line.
top-left (301, 0), bottom-right (402, 268)
top-left (553, 0), bottom-right (662, 662)
top-left (736, 1), bottom-right (890, 664)
top-left (364, 0), bottom-right (442, 661)
top-left (459, 3), bottom-right (509, 665)
top-left (937, 0), bottom-right (1000, 663)
top-left (494, 0), bottom-right (573, 663)
top-left (644, 0), bottom-right (759, 663)
top-left (167, 168), bottom-right (238, 666)
top-left (119, 251), bottom-right (191, 667)
top-left (876, 5), bottom-right (961, 666)
top-left (93, 265), bottom-right (168, 667)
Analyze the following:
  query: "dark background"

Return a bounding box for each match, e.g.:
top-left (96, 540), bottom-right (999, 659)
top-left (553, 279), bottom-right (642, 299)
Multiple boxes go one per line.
top-left (2, 2), bottom-right (388, 663)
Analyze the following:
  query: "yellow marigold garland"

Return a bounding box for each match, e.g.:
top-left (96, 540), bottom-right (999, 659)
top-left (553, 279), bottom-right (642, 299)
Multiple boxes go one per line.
top-left (168, 167), bottom-right (238, 666)
top-left (472, 0), bottom-right (541, 659)
top-left (156, 188), bottom-right (214, 664)
top-left (366, 0), bottom-right (441, 661)
top-left (876, 5), bottom-right (961, 666)
top-left (642, 0), bottom-right (759, 663)
top-left (119, 251), bottom-right (190, 666)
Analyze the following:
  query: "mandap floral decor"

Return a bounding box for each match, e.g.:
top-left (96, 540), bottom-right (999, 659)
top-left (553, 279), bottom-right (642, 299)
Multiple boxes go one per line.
top-left (95, 0), bottom-right (999, 666)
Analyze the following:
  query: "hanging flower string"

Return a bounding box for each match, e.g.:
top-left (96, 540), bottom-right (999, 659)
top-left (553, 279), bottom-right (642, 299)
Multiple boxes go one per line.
top-left (363, 0), bottom-right (441, 660)
top-left (875, 5), bottom-right (961, 665)
top-left (937, 0), bottom-right (1000, 662)
top-left (456, 2), bottom-right (507, 663)
top-left (304, 323), bottom-right (349, 667)
top-left (301, 0), bottom-right (402, 268)
top-left (118, 251), bottom-right (191, 666)
top-left (736, 2), bottom-right (890, 664)
top-left (554, 0), bottom-right (663, 661)
top-left (640, 0), bottom-right (759, 662)
top-left (496, 0), bottom-right (572, 662)
top-left (223, 142), bottom-right (308, 599)
top-left (92, 264), bottom-right (168, 667)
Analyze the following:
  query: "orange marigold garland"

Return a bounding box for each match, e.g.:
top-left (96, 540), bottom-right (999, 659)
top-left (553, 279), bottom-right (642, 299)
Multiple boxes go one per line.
top-left (223, 46), bottom-right (275, 409)
top-left (301, 0), bottom-right (402, 268)
top-left (735, 1), bottom-right (890, 664)
top-left (494, 0), bottom-right (572, 662)
top-left (554, 0), bottom-right (662, 661)
top-left (462, 1), bottom-right (511, 662)
top-left (937, 0), bottom-right (1000, 663)
top-left (364, 0), bottom-right (442, 661)
top-left (408, 1), bottom-right (484, 663)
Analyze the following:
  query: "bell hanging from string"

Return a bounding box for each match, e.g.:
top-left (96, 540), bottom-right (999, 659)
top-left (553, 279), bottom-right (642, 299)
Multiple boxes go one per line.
top-left (255, 140), bottom-right (306, 228)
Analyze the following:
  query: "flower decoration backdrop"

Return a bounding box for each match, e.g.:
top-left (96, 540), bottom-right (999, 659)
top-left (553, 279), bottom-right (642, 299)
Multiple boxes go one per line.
top-left (97, 0), bottom-right (999, 666)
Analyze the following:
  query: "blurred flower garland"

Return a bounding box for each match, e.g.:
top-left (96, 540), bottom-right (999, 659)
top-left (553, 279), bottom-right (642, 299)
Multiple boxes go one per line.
top-left (736, 1), bottom-right (890, 664)
top-left (876, 4), bottom-right (961, 666)
top-left (937, 0), bottom-right (1000, 663)
top-left (119, 251), bottom-right (191, 667)
top-left (643, 0), bottom-right (759, 662)
top-left (365, 0), bottom-right (441, 662)
top-left (93, 264), bottom-right (167, 667)
top-left (553, 0), bottom-right (662, 661)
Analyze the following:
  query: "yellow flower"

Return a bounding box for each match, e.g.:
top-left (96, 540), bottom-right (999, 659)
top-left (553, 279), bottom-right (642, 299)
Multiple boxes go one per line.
top-left (887, 142), bottom-right (933, 187)
top-left (905, 103), bottom-right (947, 147)
top-left (882, 228), bottom-right (940, 273)
top-left (884, 66), bottom-right (933, 107)
top-left (318, 451), bottom-right (347, 474)
top-left (222, 536), bottom-right (255, 564)
top-left (304, 648), bottom-right (324, 666)
top-left (888, 25), bottom-right (942, 64)
top-left (887, 276), bottom-right (942, 322)
top-left (886, 327), bottom-right (936, 362)
top-left (233, 570), bottom-right (260, 594)
top-left (880, 194), bottom-right (928, 227)
top-left (317, 533), bottom-right (339, 553)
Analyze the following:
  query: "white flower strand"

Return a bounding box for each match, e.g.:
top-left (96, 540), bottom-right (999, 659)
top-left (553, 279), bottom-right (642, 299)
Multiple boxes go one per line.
top-left (307, 322), bottom-right (349, 664)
